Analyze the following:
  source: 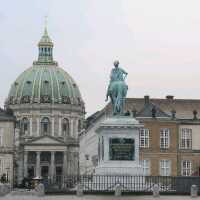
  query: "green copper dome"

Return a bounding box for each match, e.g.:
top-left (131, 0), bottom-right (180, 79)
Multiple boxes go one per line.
top-left (7, 27), bottom-right (84, 106)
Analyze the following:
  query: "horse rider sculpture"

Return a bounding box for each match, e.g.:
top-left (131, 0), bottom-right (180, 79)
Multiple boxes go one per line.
top-left (105, 60), bottom-right (128, 115)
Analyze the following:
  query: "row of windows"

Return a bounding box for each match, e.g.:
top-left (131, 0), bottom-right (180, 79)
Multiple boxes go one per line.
top-left (140, 160), bottom-right (192, 176)
top-left (20, 117), bottom-right (82, 136)
top-left (139, 128), bottom-right (192, 149)
top-left (39, 47), bottom-right (52, 53)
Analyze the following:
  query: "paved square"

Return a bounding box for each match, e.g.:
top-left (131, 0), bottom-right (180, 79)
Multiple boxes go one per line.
top-left (3, 195), bottom-right (200, 200)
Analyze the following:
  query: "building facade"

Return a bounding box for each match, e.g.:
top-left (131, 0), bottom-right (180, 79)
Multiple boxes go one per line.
top-left (80, 95), bottom-right (200, 176)
top-left (0, 109), bottom-right (15, 185)
top-left (5, 27), bottom-right (85, 184)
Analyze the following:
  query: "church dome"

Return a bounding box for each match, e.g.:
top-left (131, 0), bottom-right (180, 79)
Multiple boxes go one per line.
top-left (6, 27), bottom-right (84, 106)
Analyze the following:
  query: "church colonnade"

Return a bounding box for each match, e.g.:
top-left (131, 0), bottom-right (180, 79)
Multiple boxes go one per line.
top-left (23, 150), bottom-right (68, 179)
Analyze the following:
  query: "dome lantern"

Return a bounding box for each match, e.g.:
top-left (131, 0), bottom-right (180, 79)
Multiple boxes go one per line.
top-left (33, 24), bottom-right (57, 66)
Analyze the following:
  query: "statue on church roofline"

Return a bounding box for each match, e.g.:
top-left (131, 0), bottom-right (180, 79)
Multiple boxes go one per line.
top-left (105, 60), bottom-right (128, 115)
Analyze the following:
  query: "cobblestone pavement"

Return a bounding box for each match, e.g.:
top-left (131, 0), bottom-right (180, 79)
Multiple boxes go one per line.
top-left (3, 195), bottom-right (200, 200)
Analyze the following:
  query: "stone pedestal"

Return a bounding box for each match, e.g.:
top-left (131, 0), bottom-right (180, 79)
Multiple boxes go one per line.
top-left (115, 184), bottom-right (122, 197)
top-left (153, 184), bottom-right (160, 197)
top-left (95, 116), bottom-right (143, 176)
top-left (76, 183), bottom-right (83, 196)
top-left (191, 185), bottom-right (198, 198)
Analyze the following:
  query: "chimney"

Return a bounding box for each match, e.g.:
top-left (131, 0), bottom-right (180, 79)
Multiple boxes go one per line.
top-left (144, 95), bottom-right (150, 105)
top-left (166, 95), bottom-right (174, 100)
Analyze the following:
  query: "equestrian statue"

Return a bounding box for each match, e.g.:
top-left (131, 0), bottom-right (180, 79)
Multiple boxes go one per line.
top-left (105, 60), bottom-right (128, 115)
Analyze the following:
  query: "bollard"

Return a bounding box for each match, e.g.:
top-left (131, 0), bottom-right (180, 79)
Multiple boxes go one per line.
top-left (153, 184), bottom-right (160, 198)
top-left (77, 183), bottom-right (83, 197)
top-left (0, 183), bottom-right (11, 196)
top-left (0, 183), bottom-right (4, 196)
top-left (35, 183), bottom-right (45, 197)
top-left (191, 185), bottom-right (198, 198)
top-left (115, 184), bottom-right (122, 197)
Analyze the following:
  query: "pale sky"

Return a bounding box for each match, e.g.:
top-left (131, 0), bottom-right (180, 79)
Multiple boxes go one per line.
top-left (1, 0), bottom-right (200, 116)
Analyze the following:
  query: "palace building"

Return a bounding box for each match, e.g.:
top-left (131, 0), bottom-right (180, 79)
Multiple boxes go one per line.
top-left (80, 95), bottom-right (200, 176)
top-left (4, 26), bottom-right (85, 184)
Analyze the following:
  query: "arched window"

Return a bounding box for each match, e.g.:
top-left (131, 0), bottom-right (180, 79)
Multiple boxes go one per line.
top-left (62, 118), bottom-right (69, 136)
top-left (78, 119), bottom-right (82, 133)
top-left (21, 118), bottom-right (29, 135)
top-left (41, 117), bottom-right (50, 135)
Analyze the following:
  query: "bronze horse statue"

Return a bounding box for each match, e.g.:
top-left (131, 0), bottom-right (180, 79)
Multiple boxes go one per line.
top-left (106, 61), bottom-right (128, 116)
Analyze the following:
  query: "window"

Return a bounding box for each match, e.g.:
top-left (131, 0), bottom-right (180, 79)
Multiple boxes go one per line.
top-left (0, 159), bottom-right (2, 173)
top-left (140, 160), bottom-right (150, 175)
top-left (41, 117), bottom-right (50, 135)
top-left (181, 160), bottom-right (192, 176)
top-left (0, 128), bottom-right (4, 146)
top-left (160, 129), bottom-right (170, 149)
top-left (22, 118), bottom-right (29, 135)
top-left (180, 128), bottom-right (192, 149)
top-left (0, 128), bottom-right (3, 146)
top-left (78, 120), bottom-right (82, 133)
top-left (140, 129), bottom-right (149, 148)
top-left (62, 118), bottom-right (69, 136)
top-left (160, 160), bottom-right (171, 176)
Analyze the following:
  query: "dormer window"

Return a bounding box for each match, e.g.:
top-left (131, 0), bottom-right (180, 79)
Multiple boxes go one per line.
top-left (73, 83), bottom-right (76, 88)
top-left (26, 81), bottom-right (31, 84)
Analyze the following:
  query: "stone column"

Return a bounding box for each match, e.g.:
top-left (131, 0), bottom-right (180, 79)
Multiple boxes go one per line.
top-left (36, 151), bottom-right (41, 177)
top-left (24, 151), bottom-right (28, 178)
top-left (58, 117), bottom-right (62, 136)
top-left (37, 118), bottom-right (40, 136)
top-left (17, 152), bottom-right (24, 185)
top-left (30, 117), bottom-right (32, 136)
top-left (70, 119), bottom-right (73, 137)
top-left (67, 152), bottom-right (71, 175)
top-left (52, 117), bottom-right (55, 136)
top-left (75, 119), bottom-right (78, 139)
top-left (50, 152), bottom-right (55, 180)
top-left (63, 151), bottom-right (68, 176)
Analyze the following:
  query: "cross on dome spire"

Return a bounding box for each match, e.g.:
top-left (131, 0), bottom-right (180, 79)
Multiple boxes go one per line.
top-left (44, 15), bottom-right (48, 36)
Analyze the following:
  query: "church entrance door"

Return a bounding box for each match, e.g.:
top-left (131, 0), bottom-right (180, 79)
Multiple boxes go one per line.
top-left (41, 166), bottom-right (49, 179)
top-left (27, 166), bottom-right (35, 178)
top-left (56, 166), bottom-right (62, 185)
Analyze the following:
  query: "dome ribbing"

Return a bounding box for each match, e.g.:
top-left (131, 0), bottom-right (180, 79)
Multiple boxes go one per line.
top-left (6, 27), bottom-right (84, 107)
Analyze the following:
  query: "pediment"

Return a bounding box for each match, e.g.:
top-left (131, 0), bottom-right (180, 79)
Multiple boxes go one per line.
top-left (26, 136), bottom-right (65, 145)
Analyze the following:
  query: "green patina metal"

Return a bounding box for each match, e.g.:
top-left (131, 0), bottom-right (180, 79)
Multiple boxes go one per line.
top-left (7, 27), bottom-right (83, 105)
top-left (106, 60), bottom-right (128, 115)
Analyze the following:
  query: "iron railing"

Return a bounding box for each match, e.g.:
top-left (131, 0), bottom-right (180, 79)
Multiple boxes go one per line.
top-left (45, 175), bottom-right (200, 194)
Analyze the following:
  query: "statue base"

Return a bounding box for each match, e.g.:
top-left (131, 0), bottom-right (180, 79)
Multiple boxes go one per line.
top-left (95, 116), bottom-right (144, 176)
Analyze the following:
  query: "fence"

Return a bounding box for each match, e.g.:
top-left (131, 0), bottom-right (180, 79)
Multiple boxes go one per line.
top-left (45, 175), bottom-right (200, 194)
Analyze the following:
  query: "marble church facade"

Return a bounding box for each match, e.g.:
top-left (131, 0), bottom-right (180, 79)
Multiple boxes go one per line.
top-left (4, 26), bottom-right (85, 184)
